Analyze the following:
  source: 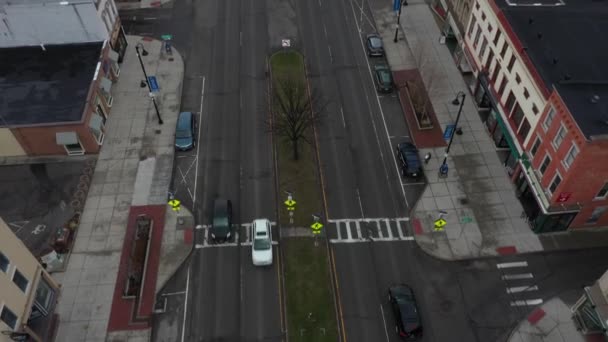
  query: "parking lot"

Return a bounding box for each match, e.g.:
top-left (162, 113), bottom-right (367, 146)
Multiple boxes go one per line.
top-left (0, 157), bottom-right (96, 257)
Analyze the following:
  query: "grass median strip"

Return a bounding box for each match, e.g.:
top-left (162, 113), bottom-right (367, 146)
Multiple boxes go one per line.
top-left (269, 50), bottom-right (338, 342)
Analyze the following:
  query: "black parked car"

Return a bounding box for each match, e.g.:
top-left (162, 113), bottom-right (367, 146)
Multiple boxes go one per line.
top-left (210, 199), bottom-right (232, 243)
top-left (373, 63), bottom-right (394, 93)
top-left (388, 284), bottom-right (423, 340)
top-left (396, 142), bottom-right (422, 178)
top-left (366, 33), bottom-right (385, 57)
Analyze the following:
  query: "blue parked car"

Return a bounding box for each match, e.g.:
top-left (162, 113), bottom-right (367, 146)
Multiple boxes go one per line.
top-left (175, 111), bottom-right (196, 151)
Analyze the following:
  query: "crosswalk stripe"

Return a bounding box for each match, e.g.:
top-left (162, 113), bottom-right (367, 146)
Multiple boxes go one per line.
top-left (397, 222), bottom-right (406, 239)
top-left (327, 217), bottom-right (410, 223)
top-left (346, 221), bottom-right (353, 240)
top-left (502, 273), bottom-right (534, 280)
top-left (510, 299), bottom-right (543, 306)
top-left (376, 221), bottom-right (383, 239)
top-left (385, 219), bottom-right (393, 239)
top-left (355, 221), bottom-right (362, 239)
top-left (336, 221), bottom-right (342, 240)
top-left (506, 285), bottom-right (538, 294)
top-left (496, 261), bottom-right (528, 269)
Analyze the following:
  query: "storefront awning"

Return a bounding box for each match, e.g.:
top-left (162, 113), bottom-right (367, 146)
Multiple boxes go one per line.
top-left (100, 77), bottom-right (112, 94)
top-left (494, 113), bottom-right (520, 159)
top-left (109, 49), bottom-right (119, 63)
top-left (55, 132), bottom-right (78, 145)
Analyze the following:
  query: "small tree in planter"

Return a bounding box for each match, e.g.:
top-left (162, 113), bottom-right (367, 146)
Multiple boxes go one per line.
top-left (406, 79), bottom-right (434, 129)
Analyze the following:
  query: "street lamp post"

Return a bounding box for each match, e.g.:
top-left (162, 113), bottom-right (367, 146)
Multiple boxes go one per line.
top-left (135, 43), bottom-right (163, 125)
top-left (439, 92), bottom-right (466, 176)
top-left (393, 0), bottom-right (407, 43)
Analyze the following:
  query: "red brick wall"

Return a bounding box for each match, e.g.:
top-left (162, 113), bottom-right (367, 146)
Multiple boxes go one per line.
top-left (527, 92), bottom-right (608, 228)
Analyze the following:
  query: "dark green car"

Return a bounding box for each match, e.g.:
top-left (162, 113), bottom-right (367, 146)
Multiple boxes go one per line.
top-left (373, 63), bottom-right (394, 93)
top-left (210, 199), bottom-right (232, 243)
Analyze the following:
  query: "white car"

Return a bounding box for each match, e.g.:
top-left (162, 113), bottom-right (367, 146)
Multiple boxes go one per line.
top-left (251, 219), bottom-right (273, 266)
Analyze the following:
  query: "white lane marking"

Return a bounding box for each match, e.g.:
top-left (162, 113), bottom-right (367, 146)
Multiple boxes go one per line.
top-left (239, 31), bottom-right (242, 47)
top-left (346, 221), bottom-right (353, 240)
top-left (376, 221), bottom-right (383, 239)
top-left (502, 273), bottom-right (534, 280)
top-left (510, 299), bottom-right (543, 307)
top-left (340, 107), bottom-right (346, 128)
top-left (496, 261), bottom-right (528, 269)
top-left (346, 0), bottom-right (409, 209)
top-left (355, 221), bottom-right (363, 240)
top-left (384, 219), bottom-right (393, 239)
top-left (336, 221), bottom-right (342, 240)
top-left (356, 188), bottom-right (364, 218)
top-left (328, 217), bottom-right (410, 223)
top-left (193, 76), bottom-right (205, 206)
top-left (328, 45), bottom-right (333, 63)
top-left (506, 285), bottom-right (539, 294)
top-left (180, 263), bottom-right (191, 342)
top-left (380, 305), bottom-right (390, 342)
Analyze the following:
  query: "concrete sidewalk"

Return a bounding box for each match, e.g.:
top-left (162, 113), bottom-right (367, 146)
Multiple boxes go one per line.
top-left (52, 36), bottom-right (191, 342)
top-left (370, 0), bottom-right (608, 260)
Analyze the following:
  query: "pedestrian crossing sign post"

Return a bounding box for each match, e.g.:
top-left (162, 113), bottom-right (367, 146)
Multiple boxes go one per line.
top-left (284, 191), bottom-right (297, 224)
top-left (168, 198), bottom-right (181, 212)
top-left (311, 221), bottom-right (323, 232)
top-left (433, 218), bottom-right (446, 231)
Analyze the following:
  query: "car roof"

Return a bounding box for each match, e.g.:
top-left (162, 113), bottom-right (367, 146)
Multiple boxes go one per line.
top-left (398, 142), bottom-right (417, 151)
top-left (253, 219), bottom-right (269, 233)
top-left (177, 111), bottom-right (192, 128)
top-left (367, 34), bottom-right (383, 47)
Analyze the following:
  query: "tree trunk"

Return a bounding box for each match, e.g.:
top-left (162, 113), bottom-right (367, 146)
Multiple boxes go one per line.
top-left (292, 139), bottom-right (299, 160)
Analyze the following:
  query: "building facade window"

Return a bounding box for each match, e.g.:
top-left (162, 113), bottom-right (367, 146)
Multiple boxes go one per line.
top-left (507, 55), bottom-right (516, 71)
top-left (518, 119), bottom-right (531, 142)
top-left (540, 155), bottom-right (551, 175)
top-left (532, 104), bottom-right (539, 115)
top-left (485, 50), bottom-right (494, 69)
top-left (473, 27), bottom-right (482, 48)
top-left (542, 106), bottom-right (556, 131)
top-left (530, 136), bottom-right (541, 156)
top-left (468, 16), bottom-right (477, 37)
top-left (587, 206), bottom-right (607, 224)
top-left (552, 125), bottom-right (567, 150)
top-left (491, 62), bottom-right (501, 82)
top-left (523, 88), bottom-right (530, 99)
top-left (562, 144), bottom-right (579, 169)
top-left (596, 182), bottom-right (608, 199)
top-left (500, 43), bottom-right (508, 58)
top-left (0, 252), bottom-right (8, 273)
top-left (511, 103), bottom-right (524, 126)
top-left (0, 305), bottom-right (17, 329)
top-left (481, 12), bottom-right (486, 20)
top-left (480, 37), bottom-right (488, 57)
top-left (515, 73), bottom-right (522, 84)
top-left (493, 30), bottom-right (502, 45)
top-left (12, 269), bottom-right (29, 292)
top-left (504, 91), bottom-right (516, 115)
top-left (497, 77), bottom-right (508, 97)
top-left (475, 1), bottom-right (480, 10)
top-left (488, 23), bottom-right (493, 32)
top-left (549, 172), bottom-right (562, 194)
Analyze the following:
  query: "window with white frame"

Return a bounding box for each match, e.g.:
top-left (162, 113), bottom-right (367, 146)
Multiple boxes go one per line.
top-left (596, 182), bottom-right (608, 200)
top-left (562, 143), bottom-right (579, 169)
top-left (530, 136), bottom-right (541, 156)
top-left (548, 172), bottom-right (562, 194)
top-left (552, 125), bottom-right (567, 150)
top-left (0, 252), bottom-right (8, 273)
top-left (12, 269), bottom-right (29, 292)
top-left (542, 106), bottom-right (556, 131)
top-left (587, 206), bottom-right (607, 224)
top-left (539, 154), bottom-right (551, 175)
top-left (0, 305), bottom-right (17, 330)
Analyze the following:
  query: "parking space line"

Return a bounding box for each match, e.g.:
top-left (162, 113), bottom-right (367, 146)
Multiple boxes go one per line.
top-left (180, 263), bottom-right (190, 342)
top-left (380, 305), bottom-right (390, 342)
top-left (193, 76), bottom-right (205, 206)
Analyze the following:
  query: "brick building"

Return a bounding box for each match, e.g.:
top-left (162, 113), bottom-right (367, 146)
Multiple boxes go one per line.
top-left (461, 0), bottom-right (608, 232)
top-left (0, 0), bottom-right (124, 157)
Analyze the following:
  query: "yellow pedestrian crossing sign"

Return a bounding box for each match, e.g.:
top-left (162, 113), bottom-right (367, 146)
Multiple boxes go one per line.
top-left (311, 221), bottom-right (323, 231)
top-left (434, 218), bottom-right (446, 231)
top-left (168, 199), bottom-right (181, 212)
top-left (284, 199), bottom-right (296, 208)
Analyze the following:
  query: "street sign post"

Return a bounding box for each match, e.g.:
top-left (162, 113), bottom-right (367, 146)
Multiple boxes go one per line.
top-left (443, 124), bottom-right (455, 141)
top-left (147, 76), bottom-right (159, 92)
top-left (393, 0), bottom-right (401, 11)
top-left (434, 218), bottom-right (446, 231)
top-left (284, 191), bottom-right (296, 224)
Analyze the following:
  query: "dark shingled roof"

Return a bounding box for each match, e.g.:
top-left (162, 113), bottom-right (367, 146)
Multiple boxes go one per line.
top-left (0, 42), bottom-right (102, 126)
top-left (496, 0), bottom-right (608, 139)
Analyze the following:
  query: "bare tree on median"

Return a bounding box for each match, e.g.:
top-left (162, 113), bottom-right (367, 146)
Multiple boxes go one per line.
top-left (266, 76), bottom-right (328, 161)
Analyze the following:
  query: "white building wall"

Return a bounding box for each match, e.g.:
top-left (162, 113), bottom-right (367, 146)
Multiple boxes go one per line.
top-left (464, 0), bottom-right (548, 146)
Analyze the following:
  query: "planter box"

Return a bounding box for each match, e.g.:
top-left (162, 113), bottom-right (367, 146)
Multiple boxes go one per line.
top-left (404, 83), bottom-right (434, 130)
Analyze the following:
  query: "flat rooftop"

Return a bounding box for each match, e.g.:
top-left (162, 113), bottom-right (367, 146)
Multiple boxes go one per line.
top-left (0, 42), bottom-right (103, 126)
top-left (496, 0), bottom-right (608, 139)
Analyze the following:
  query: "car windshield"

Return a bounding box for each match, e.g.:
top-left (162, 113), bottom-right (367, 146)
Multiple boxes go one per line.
top-left (370, 37), bottom-right (382, 48)
top-left (175, 129), bottom-right (191, 139)
top-left (379, 71), bottom-right (391, 83)
top-left (213, 217), bottom-right (229, 231)
top-left (253, 238), bottom-right (271, 251)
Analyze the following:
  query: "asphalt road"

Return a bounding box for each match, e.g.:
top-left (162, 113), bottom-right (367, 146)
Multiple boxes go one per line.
top-left (334, 243), bottom-right (608, 342)
top-left (122, 1), bottom-right (281, 340)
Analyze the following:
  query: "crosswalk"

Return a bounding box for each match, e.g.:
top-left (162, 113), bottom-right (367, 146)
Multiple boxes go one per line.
top-left (194, 222), bottom-right (279, 249)
top-left (328, 217), bottom-right (414, 244)
top-left (496, 261), bottom-right (543, 307)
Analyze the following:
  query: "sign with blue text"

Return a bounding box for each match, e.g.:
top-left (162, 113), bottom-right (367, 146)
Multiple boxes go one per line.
top-left (393, 0), bottom-right (401, 11)
top-left (147, 76), bottom-right (159, 92)
top-left (443, 124), bottom-right (455, 140)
